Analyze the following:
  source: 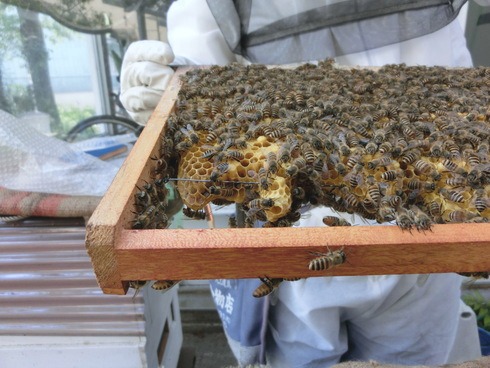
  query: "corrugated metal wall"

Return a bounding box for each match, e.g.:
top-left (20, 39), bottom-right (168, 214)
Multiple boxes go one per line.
top-left (0, 218), bottom-right (145, 336)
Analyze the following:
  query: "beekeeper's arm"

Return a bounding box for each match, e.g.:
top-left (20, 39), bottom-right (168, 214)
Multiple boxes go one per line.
top-left (119, 0), bottom-right (235, 125)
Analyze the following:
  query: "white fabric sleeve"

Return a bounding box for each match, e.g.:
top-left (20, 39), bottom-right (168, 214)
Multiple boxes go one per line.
top-left (167, 0), bottom-right (237, 65)
top-left (119, 40), bottom-right (175, 125)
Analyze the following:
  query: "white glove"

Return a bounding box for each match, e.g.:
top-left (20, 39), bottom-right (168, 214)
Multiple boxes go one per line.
top-left (120, 40), bottom-right (175, 125)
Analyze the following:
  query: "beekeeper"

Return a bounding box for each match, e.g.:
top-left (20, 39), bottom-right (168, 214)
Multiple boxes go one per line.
top-left (120, 1), bottom-right (481, 367)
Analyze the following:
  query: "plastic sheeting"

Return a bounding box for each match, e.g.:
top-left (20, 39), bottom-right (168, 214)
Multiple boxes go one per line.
top-left (0, 110), bottom-right (119, 197)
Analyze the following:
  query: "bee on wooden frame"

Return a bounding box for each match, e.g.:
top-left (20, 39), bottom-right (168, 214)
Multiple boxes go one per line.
top-left (152, 280), bottom-right (180, 291)
top-left (322, 216), bottom-right (352, 227)
top-left (253, 277), bottom-right (283, 298)
top-left (308, 248), bottom-right (346, 271)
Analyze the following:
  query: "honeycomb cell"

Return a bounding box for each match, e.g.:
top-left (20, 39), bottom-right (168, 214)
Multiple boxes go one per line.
top-left (236, 166), bottom-right (247, 178)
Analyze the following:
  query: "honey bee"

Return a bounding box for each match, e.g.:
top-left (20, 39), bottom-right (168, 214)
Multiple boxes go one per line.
top-left (441, 159), bottom-right (467, 176)
top-left (228, 214), bottom-right (237, 228)
top-left (413, 160), bottom-right (434, 174)
top-left (182, 207), bottom-right (207, 220)
top-left (439, 188), bottom-right (465, 203)
top-left (444, 140), bottom-right (461, 157)
top-left (344, 162), bottom-right (364, 187)
top-left (340, 187), bottom-right (360, 210)
top-left (346, 132), bottom-right (360, 148)
top-left (458, 272), bottom-right (489, 279)
top-left (474, 189), bottom-right (488, 213)
top-left (407, 178), bottom-right (436, 192)
top-left (377, 203), bottom-right (396, 222)
top-left (128, 280), bottom-right (147, 299)
top-left (335, 140), bottom-right (351, 156)
top-left (402, 125), bottom-right (423, 140)
top-left (253, 277), bottom-right (283, 298)
top-left (427, 198), bottom-right (443, 218)
top-left (201, 147), bottom-right (221, 158)
top-left (175, 140), bottom-right (192, 153)
top-left (301, 142), bottom-right (316, 163)
top-left (150, 155), bottom-right (168, 174)
top-left (248, 198), bottom-right (274, 209)
top-left (367, 183), bottom-right (381, 204)
top-left (409, 205), bottom-right (433, 231)
top-left (210, 162), bottom-right (230, 181)
top-left (152, 280), bottom-right (179, 291)
top-left (226, 150), bottom-right (245, 161)
top-left (208, 186), bottom-right (235, 197)
top-left (263, 125), bottom-right (285, 139)
top-left (287, 157), bottom-right (307, 177)
top-left (445, 175), bottom-right (467, 187)
top-left (373, 129), bottom-right (386, 144)
top-left (444, 210), bottom-right (470, 223)
top-left (457, 131), bottom-right (481, 147)
top-left (181, 124), bottom-right (199, 144)
top-left (285, 91), bottom-right (296, 106)
top-left (394, 206), bottom-right (414, 231)
top-left (365, 141), bottom-right (378, 154)
top-left (322, 216), bottom-right (351, 226)
top-left (399, 150), bottom-right (420, 165)
top-left (429, 139), bottom-right (443, 157)
top-left (335, 162), bottom-right (347, 175)
top-left (277, 142), bottom-right (292, 164)
top-left (266, 151), bottom-right (278, 176)
top-left (134, 190), bottom-right (151, 211)
top-left (367, 155), bottom-right (392, 170)
top-left (463, 149), bottom-right (481, 167)
top-left (478, 142), bottom-right (489, 156)
top-left (308, 248), bottom-right (346, 271)
top-left (351, 119), bottom-right (371, 138)
top-left (132, 205), bottom-right (157, 229)
top-left (373, 141), bottom-right (391, 156)
top-left (381, 170), bottom-right (399, 181)
top-left (292, 187), bottom-right (306, 200)
top-left (345, 152), bottom-right (363, 170)
top-left (255, 167), bottom-right (269, 190)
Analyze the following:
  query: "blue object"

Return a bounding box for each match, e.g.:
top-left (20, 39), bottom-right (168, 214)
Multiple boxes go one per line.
top-left (85, 144), bottom-right (126, 158)
top-left (479, 327), bottom-right (490, 356)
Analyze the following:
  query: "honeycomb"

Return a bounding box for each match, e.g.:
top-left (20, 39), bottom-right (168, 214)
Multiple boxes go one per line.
top-left (133, 60), bottom-right (490, 231)
top-left (177, 135), bottom-right (290, 222)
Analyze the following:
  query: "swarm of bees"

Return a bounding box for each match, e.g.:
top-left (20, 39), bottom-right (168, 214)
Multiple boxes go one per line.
top-left (130, 60), bottom-right (490, 295)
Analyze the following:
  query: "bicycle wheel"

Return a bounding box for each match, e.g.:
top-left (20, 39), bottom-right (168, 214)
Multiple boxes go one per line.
top-left (65, 115), bottom-right (143, 143)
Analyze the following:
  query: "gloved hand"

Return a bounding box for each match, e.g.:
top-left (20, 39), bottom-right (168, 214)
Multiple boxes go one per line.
top-left (120, 40), bottom-right (175, 125)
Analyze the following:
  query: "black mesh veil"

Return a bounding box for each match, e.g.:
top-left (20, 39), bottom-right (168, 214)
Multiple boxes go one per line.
top-left (206, 0), bottom-right (467, 64)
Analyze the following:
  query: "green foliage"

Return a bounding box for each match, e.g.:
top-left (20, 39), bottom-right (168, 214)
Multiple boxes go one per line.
top-left (58, 105), bottom-right (94, 134)
top-left (463, 291), bottom-right (490, 331)
top-left (0, 4), bottom-right (21, 59)
top-left (1, 0), bottom-right (111, 34)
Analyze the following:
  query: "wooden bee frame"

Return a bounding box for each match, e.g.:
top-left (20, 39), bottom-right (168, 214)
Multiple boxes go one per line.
top-left (86, 68), bottom-right (490, 295)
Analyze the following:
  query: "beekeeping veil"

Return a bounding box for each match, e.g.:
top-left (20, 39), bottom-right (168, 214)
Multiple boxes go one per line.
top-left (206, 0), bottom-right (467, 64)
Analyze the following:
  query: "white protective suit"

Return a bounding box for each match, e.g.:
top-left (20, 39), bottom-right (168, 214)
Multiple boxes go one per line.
top-left (120, 1), bottom-right (482, 367)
